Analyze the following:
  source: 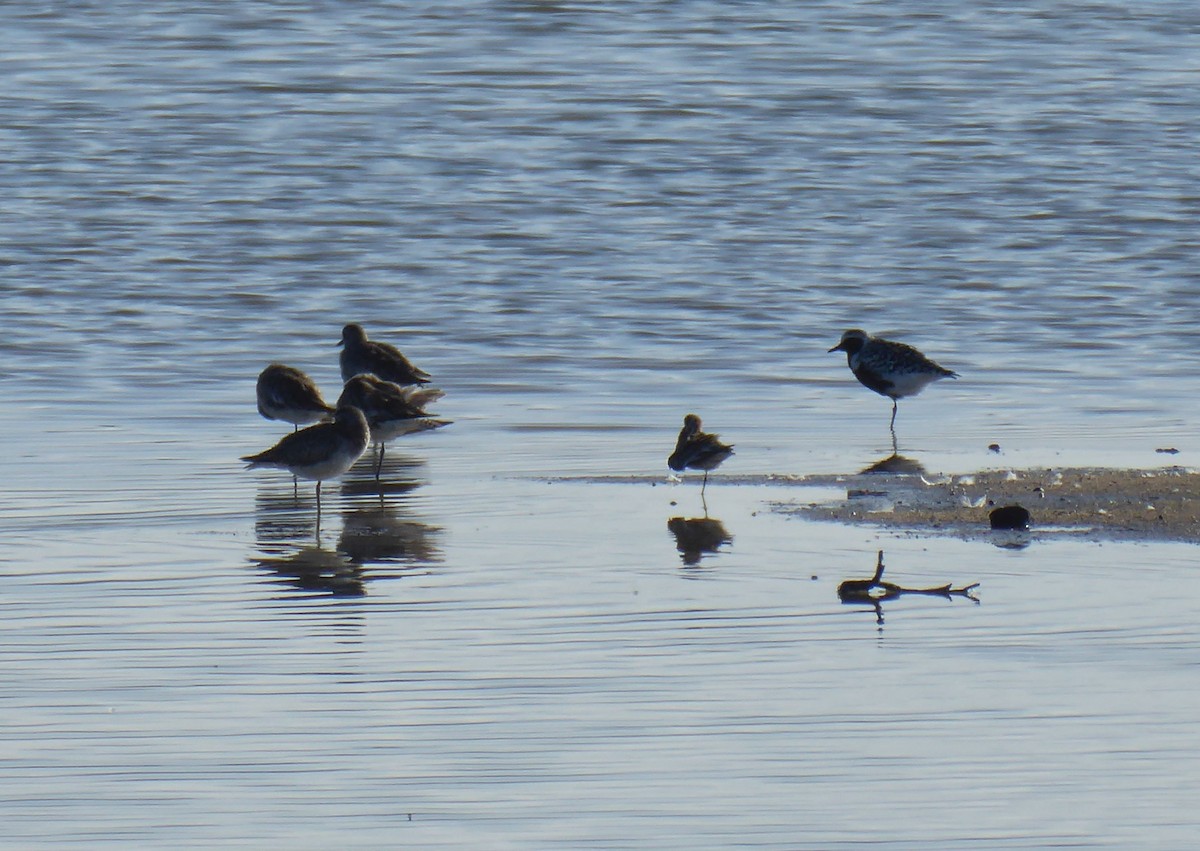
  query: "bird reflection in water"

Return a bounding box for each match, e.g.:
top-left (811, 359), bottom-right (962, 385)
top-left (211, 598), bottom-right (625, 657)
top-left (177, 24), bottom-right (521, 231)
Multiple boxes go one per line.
top-left (838, 550), bottom-right (979, 628)
top-left (338, 504), bottom-right (442, 568)
top-left (252, 545), bottom-right (365, 597)
top-left (340, 459), bottom-right (426, 500)
top-left (253, 479), bottom-right (322, 546)
top-left (859, 452), bottom-right (926, 476)
top-left (337, 453), bottom-right (443, 568)
top-left (248, 450), bottom-right (441, 596)
top-left (667, 516), bottom-right (733, 566)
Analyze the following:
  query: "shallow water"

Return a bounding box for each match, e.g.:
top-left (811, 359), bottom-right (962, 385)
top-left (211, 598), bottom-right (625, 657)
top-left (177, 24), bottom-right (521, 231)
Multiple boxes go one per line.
top-left (4, 2), bottom-right (1200, 847)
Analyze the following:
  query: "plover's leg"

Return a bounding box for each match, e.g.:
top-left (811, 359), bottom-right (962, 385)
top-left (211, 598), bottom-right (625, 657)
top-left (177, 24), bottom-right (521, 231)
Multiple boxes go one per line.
top-left (375, 443), bottom-right (385, 480)
top-left (889, 399), bottom-right (898, 432)
top-left (315, 482), bottom-right (323, 528)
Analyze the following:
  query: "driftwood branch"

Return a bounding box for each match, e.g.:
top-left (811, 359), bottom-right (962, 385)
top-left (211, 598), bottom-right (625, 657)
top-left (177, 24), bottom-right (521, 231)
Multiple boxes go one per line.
top-left (838, 550), bottom-right (980, 604)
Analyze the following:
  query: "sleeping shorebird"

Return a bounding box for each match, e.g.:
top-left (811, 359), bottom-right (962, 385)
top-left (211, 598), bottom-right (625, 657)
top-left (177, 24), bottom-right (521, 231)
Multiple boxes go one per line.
top-left (828, 329), bottom-right (958, 434)
top-left (255, 363), bottom-right (334, 431)
top-left (667, 414), bottom-right (734, 495)
top-left (337, 374), bottom-right (451, 479)
top-left (338, 323), bottom-right (431, 386)
top-left (241, 405), bottom-right (371, 515)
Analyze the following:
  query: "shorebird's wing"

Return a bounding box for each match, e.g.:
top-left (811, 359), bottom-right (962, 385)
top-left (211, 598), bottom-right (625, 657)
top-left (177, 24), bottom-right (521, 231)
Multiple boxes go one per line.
top-left (263, 373), bottom-right (328, 412)
top-left (669, 434), bottom-right (732, 470)
top-left (365, 381), bottom-right (430, 420)
top-left (368, 342), bottom-right (427, 380)
top-left (399, 384), bottom-right (444, 407)
top-left (243, 422), bottom-right (339, 467)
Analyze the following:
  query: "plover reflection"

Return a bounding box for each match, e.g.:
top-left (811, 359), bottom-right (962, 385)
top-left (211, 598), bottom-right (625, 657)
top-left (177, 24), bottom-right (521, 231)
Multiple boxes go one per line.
top-left (667, 413), bottom-right (734, 495)
top-left (338, 323), bottom-right (431, 386)
top-left (338, 373), bottom-right (451, 478)
top-left (256, 363), bottom-right (334, 431)
top-left (242, 405), bottom-right (370, 514)
top-left (828, 329), bottom-right (958, 434)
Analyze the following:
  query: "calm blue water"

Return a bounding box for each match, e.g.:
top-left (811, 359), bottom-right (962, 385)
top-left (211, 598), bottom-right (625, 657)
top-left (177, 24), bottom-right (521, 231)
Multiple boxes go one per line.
top-left (3, 2), bottom-right (1200, 847)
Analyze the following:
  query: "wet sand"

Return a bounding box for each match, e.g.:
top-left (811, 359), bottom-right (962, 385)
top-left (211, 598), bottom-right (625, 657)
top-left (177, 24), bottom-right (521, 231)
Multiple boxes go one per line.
top-left (775, 463), bottom-right (1200, 542)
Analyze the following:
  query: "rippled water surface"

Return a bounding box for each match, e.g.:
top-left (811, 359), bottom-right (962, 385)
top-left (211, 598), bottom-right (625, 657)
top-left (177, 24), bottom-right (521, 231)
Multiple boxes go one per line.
top-left (4, 2), bottom-right (1200, 847)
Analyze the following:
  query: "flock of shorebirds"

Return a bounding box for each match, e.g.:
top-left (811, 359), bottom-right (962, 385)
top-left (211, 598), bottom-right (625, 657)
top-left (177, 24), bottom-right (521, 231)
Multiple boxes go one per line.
top-left (242, 324), bottom-right (958, 508)
top-left (242, 323), bottom-right (450, 508)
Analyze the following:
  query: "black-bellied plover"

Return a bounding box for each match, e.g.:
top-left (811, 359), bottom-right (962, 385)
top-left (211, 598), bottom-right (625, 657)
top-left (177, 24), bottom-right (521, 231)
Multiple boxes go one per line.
top-left (256, 364), bottom-right (334, 432)
top-left (828, 329), bottom-right (958, 433)
top-left (339, 323), bottom-right (431, 386)
top-left (242, 405), bottom-right (371, 513)
top-left (337, 374), bottom-right (451, 478)
top-left (667, 414), bottom-right (734, 495)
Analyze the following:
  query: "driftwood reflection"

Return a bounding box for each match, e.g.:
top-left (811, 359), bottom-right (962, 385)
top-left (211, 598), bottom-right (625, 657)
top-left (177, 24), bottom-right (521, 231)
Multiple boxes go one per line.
top-left (667, 516), bottom-right (732, 566)
top-left (838, 550), bottom-right (979, 626)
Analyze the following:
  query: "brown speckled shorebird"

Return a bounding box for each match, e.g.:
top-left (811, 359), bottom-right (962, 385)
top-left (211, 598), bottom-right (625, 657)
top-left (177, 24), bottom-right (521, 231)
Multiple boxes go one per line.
top-left (338, 323), bottom-right (431, 386)
top-left (242, 405), bottom-right (370, 517)
top-left (337, 373), bottom-right (451, 479)
top-left (256, 363), bottom-right (334, 432)
top-left (667, 414), bottom-right (733, 495)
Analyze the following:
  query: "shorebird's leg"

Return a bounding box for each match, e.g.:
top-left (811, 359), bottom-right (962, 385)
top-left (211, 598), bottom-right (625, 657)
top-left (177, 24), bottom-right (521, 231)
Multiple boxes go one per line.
top-left (889, 399), bottom-right (898, 432)
top-left (701, 470), bottom-right (709, 495)
top-left (701, 487), bottom-right (709, 518)
top-left (375, 443), bottom-right (385, 480)
top-left (315, 482), bottom-right (323, 528)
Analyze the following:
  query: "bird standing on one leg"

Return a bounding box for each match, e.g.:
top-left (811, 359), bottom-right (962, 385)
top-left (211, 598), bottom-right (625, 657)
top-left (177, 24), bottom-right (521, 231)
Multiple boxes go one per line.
top-left (241, 405), bottom-right (371, 522)
top-left (667, 414), bottom-right (734, 496)
top-left (337, 373), bottom-right (451, 480)
top-left (828, 329), bottom-right (958, 444)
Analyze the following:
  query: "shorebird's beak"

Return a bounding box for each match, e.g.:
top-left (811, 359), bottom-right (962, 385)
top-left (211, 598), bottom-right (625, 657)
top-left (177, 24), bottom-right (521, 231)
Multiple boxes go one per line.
top-left (828, 342), bottom-right (844, 353)
top-left (336, 339), bottom-right (344, 348)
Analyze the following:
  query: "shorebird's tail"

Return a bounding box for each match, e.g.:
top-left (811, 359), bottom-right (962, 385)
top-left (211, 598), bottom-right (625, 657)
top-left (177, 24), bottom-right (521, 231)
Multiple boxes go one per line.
top-left (240, 449), bottom-right (278, 468)
top-left (412, 418), bottom-right (452, 433)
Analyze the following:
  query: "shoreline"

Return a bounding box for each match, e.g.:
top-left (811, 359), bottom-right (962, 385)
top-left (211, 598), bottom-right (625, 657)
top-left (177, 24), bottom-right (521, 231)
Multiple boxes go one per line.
top-left (551, 463), bottom-right (1200, 543)
top-left (778, 464), bottom-right (1200, 543)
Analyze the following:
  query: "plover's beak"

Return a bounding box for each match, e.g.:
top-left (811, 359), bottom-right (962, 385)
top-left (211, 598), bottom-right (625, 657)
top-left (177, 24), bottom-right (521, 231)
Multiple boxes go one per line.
top-left (336, 339), bottom-right (344, 347)
top-left (828, 343), bottom-right (843, 353)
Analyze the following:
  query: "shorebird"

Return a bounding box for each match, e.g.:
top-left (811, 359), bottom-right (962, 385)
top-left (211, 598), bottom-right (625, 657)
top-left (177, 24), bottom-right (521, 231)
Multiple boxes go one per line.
top-left (338, 323), bottom-right (431, 386)
top-left (828, 329), bottom-right (958, 434)
top-left (241, 405), bottom-right (371, 514)
top-left (667, 414), bottom-right (734, 495)
top-left (256, 363), bottom-right (334, 431)
top-left (337, 373), bottom-right (451, 478)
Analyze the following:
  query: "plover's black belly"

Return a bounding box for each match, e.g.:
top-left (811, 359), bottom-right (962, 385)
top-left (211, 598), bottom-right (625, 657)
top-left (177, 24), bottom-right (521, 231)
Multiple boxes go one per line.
top-left (850, 363), bottom-right (896, 398)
